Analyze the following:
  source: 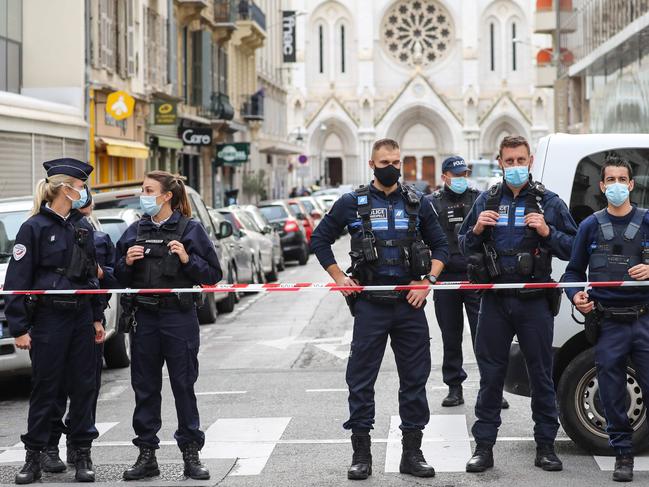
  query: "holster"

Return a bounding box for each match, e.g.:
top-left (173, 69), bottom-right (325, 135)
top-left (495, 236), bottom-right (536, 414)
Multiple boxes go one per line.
top-left (24, 295), bottom-right (38, 324)
top-left (547, 286), bottom-right (562, 317)
top-left (345, 294), bottom-right (357, 317)
top-left (118, 294), bottom-right (136, 334)
top-left (584, 309), bottom-right (602, 345)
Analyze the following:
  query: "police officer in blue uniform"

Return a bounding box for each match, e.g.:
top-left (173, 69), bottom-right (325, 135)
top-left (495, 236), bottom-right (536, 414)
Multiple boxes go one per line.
top-left (427, 156), bottom-right (507, 408)
top-left (5, 159), bottom-right (103, 484)
top-left (563, 157), bottom-right (649, 482)
top-left (311, 138), bottom-right (448, 480)
top-left (115, 171), bottom-right (221, 481)
top-left (458, 136), bottom-right (577, 474)
top-left (43, 190), bottom-right (118, 472)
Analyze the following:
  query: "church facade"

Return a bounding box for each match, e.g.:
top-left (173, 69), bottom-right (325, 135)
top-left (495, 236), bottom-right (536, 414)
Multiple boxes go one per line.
top-left (287, 0), bottom-right (552, 187)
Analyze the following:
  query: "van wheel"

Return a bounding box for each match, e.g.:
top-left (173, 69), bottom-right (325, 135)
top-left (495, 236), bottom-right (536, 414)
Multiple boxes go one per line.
top-left (104, 332), bottom-right (130, 369)
top-left (197, 293), bottom-right (217, 324)
top-left (558, 347), bottom-right (649, 455)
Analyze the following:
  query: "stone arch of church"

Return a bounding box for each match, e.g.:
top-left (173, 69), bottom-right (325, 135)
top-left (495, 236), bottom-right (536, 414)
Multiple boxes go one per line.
top-left (480, 116), bottom-right (529, 159)
top-left (308, 116), bottom-right (358, 186)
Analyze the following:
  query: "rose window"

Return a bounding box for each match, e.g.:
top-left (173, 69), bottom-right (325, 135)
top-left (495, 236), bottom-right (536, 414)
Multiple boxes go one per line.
top-left (381, 0), bottom-right (454, 67)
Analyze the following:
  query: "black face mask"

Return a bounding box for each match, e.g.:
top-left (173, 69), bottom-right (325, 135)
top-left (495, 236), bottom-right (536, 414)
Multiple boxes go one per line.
top-left (374, 165), bottom-right (401, 187)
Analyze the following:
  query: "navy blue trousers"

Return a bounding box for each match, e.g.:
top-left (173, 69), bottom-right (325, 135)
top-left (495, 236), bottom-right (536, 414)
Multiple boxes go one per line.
top-left (433, 289), bottom-right (480, 386)
top-left (472, 293), bottom-right (559, 446)
top-left (343, 298), bottom-right (431, 432)
top-left (130, 307), bottom-right (204, 449)
top-left (595, 313), bottom-right (649, 454)
top-left (23, 305), bottom-right (98, 450)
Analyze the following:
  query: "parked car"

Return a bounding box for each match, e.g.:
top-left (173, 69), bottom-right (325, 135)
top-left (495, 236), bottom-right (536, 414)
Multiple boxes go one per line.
top-left (296, 196), bottom-right (325, 227)
top-left (92, 207), bottom-right (141, 245)
top-left (286, 199), bottom-right (316, 244)
top-left (241, 204), bottom-right (284, 274)
top-left (93, 187), bottom-right (226, 324)
top-left (504, 133), bottom-right (649, 455)
top-left (213, 209), bottom-right (260, 284)
top-left (0, 197), bottom-right (127, 377)
top-left (258, 201), bottom-right (309, 265)
top-left (203, 211), bottom-right (238, 314)
top-left (315, 194), bottom-right (337, 212)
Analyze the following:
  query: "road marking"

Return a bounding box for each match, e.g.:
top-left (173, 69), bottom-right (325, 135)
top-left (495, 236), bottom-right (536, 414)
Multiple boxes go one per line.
top-left (594, 455), bottom-right (649, 471)
top-left (97, 384), bottom-right (129, 401)
top-left (306, 388), bottom-right (347, 393)
top-left (0, 422), bottom-right (118, 463)
top-left (201, 417), bottom-right (291, 476)
top-left (196, 391), bottom-right (247, 396)
top-left (385, 415), bottom-right (471, 473)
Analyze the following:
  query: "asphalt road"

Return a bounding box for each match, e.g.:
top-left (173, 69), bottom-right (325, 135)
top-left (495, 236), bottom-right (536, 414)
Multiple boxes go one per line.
top-left (0, 236), bottom-right (641, 486)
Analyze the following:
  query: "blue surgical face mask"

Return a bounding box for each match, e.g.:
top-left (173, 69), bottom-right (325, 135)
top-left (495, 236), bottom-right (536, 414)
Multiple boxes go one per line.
top-left (448, 176), bottom-right (468, 194)
top-left (65, 185), bottom-right (88, 210)
top-left (504, 166), bottom-right (529, 187)
top-left (140, 194), bottom-right (162, 216)
top-left (605, 183), bottom-right (630, 207)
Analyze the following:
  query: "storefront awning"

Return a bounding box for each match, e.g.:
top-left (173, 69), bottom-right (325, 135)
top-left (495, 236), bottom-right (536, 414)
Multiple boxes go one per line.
top-left (157, 135), bottom-right (183, 150)
top-left (97, 137), bottom-right (150, 159)
top-left (258, 141), bottom-right (303, 155)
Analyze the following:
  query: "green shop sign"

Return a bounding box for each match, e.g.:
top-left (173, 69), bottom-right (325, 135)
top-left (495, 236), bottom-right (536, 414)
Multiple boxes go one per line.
top-left (216, 143), bottom-right (250, 165)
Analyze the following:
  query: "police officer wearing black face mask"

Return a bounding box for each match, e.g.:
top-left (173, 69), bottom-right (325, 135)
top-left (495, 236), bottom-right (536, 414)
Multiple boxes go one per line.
top-left (5, 159), bottom-right (103, 484)
top-left (427, 157), bottom-right (509, 409)
top-left (563, 157), bottom-right (649, 483)
top-left (311, 138), bottom-right (448, 480)
top-left (115, 171), bottom-right (221, 481)
top-left (458, 136), bottom-right (577, 474)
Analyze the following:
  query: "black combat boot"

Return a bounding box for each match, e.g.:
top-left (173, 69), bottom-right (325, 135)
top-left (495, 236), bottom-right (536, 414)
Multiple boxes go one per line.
top-left (73, 447), bottom-right (95, 482)
top-left (442, 385), bottom-right (464, 407)
top-left (399, 430), bottom-right (435, 478)
top-left (41, 445), bottom-right (66, 473)
top-left (466, 443), bottom-right (494, 472)
top-left (181, 443), bottom-right (210, 480)
top-left (613, 454), bottom-right (634, 482)
top-left (535, 443), bottom-right (563, 471)
top-left (15, 449), bottom-right (42, 485)
top-left (66, 439), bottom-right (76, 465)
top-left (347, 433), bottom-right (372, 480)
top-left (501, 396), bottom-right (510, 409)
top-left (123, 447), bottom-right (159, 480)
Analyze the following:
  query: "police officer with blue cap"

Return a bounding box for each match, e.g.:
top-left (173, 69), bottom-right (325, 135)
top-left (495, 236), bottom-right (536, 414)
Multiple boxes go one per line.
top-left (458, 136), bottom-right (577, 474)
top-left (563, 156), bottom-right (649, 482)
top-left (428, 157), bottom-right (509, 408)
top-left (5, 158), bottom-right (103, 484)
top-left (115, 171), bottom-right (221, 481)
top-left (43, 189), bottom-right (119, 472)
top-left (311, 138), bottom-right (448, 480)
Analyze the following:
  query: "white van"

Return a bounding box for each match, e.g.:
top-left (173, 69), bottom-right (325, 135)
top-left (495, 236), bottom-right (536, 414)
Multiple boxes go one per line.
top-left (504, 133), bottom-right (649, 455)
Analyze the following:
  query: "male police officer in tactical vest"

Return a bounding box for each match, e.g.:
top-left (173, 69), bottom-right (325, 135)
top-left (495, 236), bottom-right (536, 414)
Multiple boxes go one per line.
top-left (563, 157), bottom-right (649, 483)
top-left (428, 156), bottom-right (508, 409)
top-left (458, 135), bottom-right (577, 474)
top-left (311, 138), bottom-right (448, 480)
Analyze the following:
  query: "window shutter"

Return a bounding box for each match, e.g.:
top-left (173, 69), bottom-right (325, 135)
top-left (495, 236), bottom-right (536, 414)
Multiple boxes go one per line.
top-left (99, 0), bottom-right (108, 68)
top-left (117, 0), bottom-right (127, 77)
top-left (126, 0), bottom-right (135, 76)
top-left (160, 15), bottom-right (167, 87)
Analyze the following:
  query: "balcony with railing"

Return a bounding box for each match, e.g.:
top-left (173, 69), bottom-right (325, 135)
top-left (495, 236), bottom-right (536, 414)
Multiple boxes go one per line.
top-left (238, 0), bottom-right (266, 31)
top-left (241, 93), bottom-right (264, 122)
top-left (231, 0), bottom-right (266, 49)
top-left (214, 0), bottom-right (236, 25)
top-left (198, 92), bottom-right (235, 122)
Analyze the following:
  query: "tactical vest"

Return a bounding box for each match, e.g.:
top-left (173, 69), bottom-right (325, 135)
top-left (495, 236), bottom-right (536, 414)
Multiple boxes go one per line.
top-left (470, 181), bottom-right (551, 282)
top-left (432, 188), bottom-right (479, 273)
top-left (53, 221), bottom-right (98, 283)
top-left (349, 184), bottom-right (431, 283)
top-left (589, 208), bottom-right (649, 282)
top-left (131, 216), bottom-right (196, 289)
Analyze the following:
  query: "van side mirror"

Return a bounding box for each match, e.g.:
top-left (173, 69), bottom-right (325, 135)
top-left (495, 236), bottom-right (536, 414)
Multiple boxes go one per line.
top-left (219, 221), bottom-right (233, 239)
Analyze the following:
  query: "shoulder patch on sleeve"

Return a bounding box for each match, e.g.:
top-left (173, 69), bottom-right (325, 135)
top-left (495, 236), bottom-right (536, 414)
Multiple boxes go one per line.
top-left (12, 244), bottom-right (27, 261)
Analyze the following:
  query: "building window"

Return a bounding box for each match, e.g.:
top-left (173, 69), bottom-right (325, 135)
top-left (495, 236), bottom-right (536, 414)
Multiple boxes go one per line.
top-left (318, 24), bottom-right (324, 74)
top-left (489, 22), bottom-right (495, 72)
top-left (217, 46), bottom-right (228, 94)
top-left (0, 0), bottom-right (22, 93)
top-left (512, 22), bottom-right (517, 71)
top-left (191, 30), bottom-right (202, 106)
top-left (340, 25), bottom-right (346, 74)
top-left (182, 26), bottom-right (188, 103)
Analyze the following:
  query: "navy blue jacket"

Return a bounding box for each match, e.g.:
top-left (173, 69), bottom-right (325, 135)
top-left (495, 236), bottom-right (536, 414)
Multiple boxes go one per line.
top-left (93, 229), bottom-right (117, 317)
top-left (563, 207), bottom-right (649, 306)
top-left (311, 183), bottom-right (448, 281)
top-left (115, 210), bottom-right (222, 287)
top-left (458, 182), bottom-right (577, 279)
top-left (5, 205), bottom-right (103, 337)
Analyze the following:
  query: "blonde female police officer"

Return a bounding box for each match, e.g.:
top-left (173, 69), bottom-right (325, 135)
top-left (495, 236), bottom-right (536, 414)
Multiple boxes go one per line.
top-left (114, 171), bottom-right (221, 481)
top-left (5, 159), bottom-right (104, 484)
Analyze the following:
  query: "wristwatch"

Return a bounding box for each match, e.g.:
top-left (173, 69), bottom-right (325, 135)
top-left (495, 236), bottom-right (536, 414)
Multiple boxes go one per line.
top-left (424, 274), bottom-right (437, 285)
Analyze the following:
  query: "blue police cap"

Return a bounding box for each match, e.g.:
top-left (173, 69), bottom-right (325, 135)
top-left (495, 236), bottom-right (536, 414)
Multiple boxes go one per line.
top-left (43, 158), bottom-right (93, 182)
top-left (442, 156), bottom-right (469, 175)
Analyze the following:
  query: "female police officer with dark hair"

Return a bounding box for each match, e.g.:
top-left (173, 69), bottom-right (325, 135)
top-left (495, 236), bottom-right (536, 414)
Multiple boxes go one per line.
top-left (4, 159), bottom-right (104, 484)
top-left (114, 171), bottom-right (221, 481)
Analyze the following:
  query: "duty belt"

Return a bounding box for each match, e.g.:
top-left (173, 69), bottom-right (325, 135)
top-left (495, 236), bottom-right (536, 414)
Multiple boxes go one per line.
top-left (597, 303), bottom-right (649, 323)
top-left (359, 290), bottom-right (407, 303)
top-left (134, 294), bottom-right (183, 310)
top-left (494, 288), bottom-right (547, 299)
top-left (38, 295), bottom-right (89, 310)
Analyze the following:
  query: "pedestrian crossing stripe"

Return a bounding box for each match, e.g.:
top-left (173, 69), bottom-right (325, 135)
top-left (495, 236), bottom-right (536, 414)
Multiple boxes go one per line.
top-left (1, 416), bottom-right (649, 474)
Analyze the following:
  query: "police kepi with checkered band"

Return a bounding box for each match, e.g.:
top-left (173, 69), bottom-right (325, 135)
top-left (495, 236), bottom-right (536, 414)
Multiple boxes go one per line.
top-left (442, 156), bottom-right (469, 175)
top-left (43, 158), bottom-right (93, 182)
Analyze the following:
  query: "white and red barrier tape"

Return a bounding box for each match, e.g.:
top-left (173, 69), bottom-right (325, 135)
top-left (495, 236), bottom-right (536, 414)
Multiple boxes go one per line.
top-left (0, 280), bottom-right (646, 295)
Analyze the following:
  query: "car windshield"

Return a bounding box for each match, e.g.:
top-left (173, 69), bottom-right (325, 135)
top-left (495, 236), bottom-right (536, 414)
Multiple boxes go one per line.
top-left (94, 196), bottom-right (140, 211)
top-left (220, 212), bottom-right (241, 230)
top-left (0, 210), bottom-right (29, 262)
top-left (469, 162), bottom-right (500, 178)
top-left (300, 200), bottom-right (315, 213)
top-left (98, 219), bottom-right (129, 244)
top-left (259, 205), bottom-right (288, 222)
top-left (289, 203), bottom-right (301, 215)
top-left (237, 212), bottom-right (261, 232)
